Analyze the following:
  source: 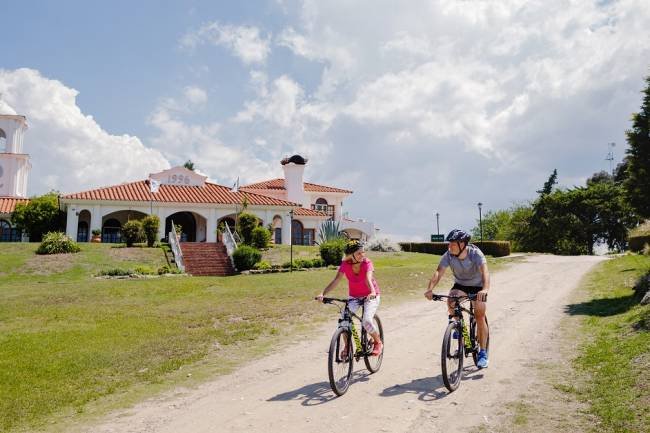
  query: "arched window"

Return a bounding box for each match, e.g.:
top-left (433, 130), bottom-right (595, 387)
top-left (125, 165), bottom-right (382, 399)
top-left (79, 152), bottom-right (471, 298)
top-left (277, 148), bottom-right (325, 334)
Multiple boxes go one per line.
top-left (102, 218), bottom-right (122, 243)
top-left (0, 128), bottom-right (6, 152)
top-left (291, 220), bottom-right (304, 246)
top-left (312, 197), bottom-right (335, 220)
top-left (0, 219), bottom-right (20, 242)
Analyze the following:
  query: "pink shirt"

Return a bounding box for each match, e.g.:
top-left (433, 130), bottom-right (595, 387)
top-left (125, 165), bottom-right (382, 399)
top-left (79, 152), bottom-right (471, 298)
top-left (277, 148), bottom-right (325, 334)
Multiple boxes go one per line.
top-left (338, 258), bottom-right (380, 297)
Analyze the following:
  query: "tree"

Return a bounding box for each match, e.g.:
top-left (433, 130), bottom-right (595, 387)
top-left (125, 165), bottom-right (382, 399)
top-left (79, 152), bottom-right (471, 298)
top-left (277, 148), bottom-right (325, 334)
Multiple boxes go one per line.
top-left (586, 170), bottom-right (613, 186)
top-left (121, 220), bottom-right (144, 247)
top-left (236, 212), bottom-right (259, 245)
top-left (183, 160), bottom-right (195, 171)
top-left (537, 169), bottom-right (558, 195)
top-left (11, 191), bottom-right (65, 242)
top-left (623, 75), bottom-right (650, 218)
top-left (141, 215), bottom-right (160, 247)
top-left (471, 209), bottom-right (513, 241)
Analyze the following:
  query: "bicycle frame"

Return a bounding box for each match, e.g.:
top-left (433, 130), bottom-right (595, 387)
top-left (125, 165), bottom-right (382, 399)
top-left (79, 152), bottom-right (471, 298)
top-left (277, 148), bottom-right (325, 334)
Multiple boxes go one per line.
top-left (323, 297), bottom-right (372, 360)
top-left (432, 294), bottom-right (480, 356)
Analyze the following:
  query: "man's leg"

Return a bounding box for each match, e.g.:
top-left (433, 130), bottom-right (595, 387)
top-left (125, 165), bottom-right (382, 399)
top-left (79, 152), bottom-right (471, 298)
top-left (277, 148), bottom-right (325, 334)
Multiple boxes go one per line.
top-left (472, 299), bottom-right (488, 349)
top-left (447, 288), bottom-right (468, 318)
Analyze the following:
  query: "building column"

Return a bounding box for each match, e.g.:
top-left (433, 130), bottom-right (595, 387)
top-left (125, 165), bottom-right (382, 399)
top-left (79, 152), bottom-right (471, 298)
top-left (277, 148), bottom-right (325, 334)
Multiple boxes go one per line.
top-left (282, 212), bottom-right (292, 245)
top-left (90, 205), bottom-right (102, 237)
top-left (65, 206), bottom-right (78, 241)
top-left (207, 209), bottom-right (217, 242)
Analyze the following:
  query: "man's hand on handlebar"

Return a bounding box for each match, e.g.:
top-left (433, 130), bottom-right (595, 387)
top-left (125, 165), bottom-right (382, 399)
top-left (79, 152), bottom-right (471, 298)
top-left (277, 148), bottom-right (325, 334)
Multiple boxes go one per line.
top-left (476, 290), bottom-right (488, 302)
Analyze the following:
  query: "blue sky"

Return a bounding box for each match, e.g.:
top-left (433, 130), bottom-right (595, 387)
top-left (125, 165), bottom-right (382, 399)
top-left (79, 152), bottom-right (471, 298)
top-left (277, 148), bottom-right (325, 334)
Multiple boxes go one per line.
top-left (1, 0), bottom-right (649, 239)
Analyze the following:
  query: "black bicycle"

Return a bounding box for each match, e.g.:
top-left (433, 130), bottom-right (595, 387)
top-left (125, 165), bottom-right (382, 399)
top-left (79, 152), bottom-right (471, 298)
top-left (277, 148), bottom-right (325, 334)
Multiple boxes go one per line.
top-left (320, 297), bottom-right (384, 396)
top-left (430, 293), bottom-right (490, 392)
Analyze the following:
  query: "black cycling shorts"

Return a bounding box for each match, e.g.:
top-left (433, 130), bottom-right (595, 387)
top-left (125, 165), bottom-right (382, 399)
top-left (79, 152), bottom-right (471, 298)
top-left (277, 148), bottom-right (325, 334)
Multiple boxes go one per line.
top-left (451, 283), bottom-right (483, 295)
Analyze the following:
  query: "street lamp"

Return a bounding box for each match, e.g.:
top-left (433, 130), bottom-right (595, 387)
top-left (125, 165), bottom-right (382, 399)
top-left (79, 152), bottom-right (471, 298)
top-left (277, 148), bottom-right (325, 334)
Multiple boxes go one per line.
top-left (606, 142), bottom-right (616, 176)
top-left (435, 212), bottom-right (440, 236)
top-left (477, 202), bottom-right (483, 242)
top-left (289, 209), bottom-right (294, 273)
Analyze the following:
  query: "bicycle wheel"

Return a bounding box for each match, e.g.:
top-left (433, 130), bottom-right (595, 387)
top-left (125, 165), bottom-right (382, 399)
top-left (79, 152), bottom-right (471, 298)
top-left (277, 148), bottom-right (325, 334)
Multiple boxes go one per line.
top-left (470, 316), bottom-right (490, 367)
top-left (441, 321), bottom-right (464, 392)
top-left (363, 314), bottom-right (384, 373)
top-left (328, 327), bottom-right (353, 396)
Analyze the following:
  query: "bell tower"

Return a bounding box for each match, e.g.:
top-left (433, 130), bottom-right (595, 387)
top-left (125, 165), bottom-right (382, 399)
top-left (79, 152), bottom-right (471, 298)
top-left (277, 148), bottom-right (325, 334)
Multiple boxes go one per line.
top-left (0, 114), bottom-right (31, 198)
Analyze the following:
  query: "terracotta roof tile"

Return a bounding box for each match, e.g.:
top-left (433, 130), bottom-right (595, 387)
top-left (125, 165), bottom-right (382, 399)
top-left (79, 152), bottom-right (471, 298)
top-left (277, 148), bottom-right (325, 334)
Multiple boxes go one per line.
top-left (0, 197), bottom-right (29, 214)
top-left (61, 180), bottom-right (300, 206)
top-left (241, 178), bottom-right (352, 194)
top-left (293, 208), bottom-right (330, 217)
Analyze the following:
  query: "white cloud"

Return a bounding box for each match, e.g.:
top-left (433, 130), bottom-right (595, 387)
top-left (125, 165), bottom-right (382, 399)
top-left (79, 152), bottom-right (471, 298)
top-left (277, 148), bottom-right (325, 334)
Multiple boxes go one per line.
top-left (0, 68), bottom-right (170, 194)
top-left (183, 86), bottom-right (208, 105)
top-left (181, 22), bottom-right (271, 64)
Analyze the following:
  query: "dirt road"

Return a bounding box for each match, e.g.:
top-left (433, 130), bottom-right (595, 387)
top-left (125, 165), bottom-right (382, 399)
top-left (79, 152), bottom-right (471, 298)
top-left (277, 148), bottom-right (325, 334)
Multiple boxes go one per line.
top-left (86, 254), bottom-right (605, 433)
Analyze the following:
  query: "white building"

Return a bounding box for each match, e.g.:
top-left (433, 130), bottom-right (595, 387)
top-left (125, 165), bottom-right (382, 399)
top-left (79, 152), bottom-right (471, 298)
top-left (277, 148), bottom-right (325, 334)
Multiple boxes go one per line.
top-left (0, 114), bottom-right (31, 241)
top-left (59, 155), bottom-right (376, 245)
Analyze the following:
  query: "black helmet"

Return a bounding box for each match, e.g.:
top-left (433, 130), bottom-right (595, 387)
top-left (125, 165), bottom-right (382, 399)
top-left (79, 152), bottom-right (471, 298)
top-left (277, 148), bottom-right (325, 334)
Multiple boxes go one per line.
top-left (344, 239), bottom-right (364, 255)
top-left (446, 229), bottom-right (471, 243)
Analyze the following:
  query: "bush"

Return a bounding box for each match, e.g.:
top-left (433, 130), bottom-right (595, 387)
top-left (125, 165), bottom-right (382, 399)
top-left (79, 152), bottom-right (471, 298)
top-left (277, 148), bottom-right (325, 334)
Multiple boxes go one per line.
top-left (399, 241), bottom-right (511, 257)
top-left (141, 215), bottom-right (160, 248)
top-left (252, 261), bottom-right (271, 270)
top-left (36, 232), bottom-right (81, 255)
top-left (629, 235), bottom-right (650, 252)
top-left (251, 226), bottom-right (271, 249)
top-left (295, 258), bottom-right (313, 269)
top-left (237, 213), bottom-right (259, 245)
top-left (232, 245), bottom-right (262, 271)
top-left (311, 257), bottom-right (325, 268)
top-left (157, 265), bottom-right (182, 275)
top-left (320, 240), bottom-right (346, 266)
top-left (368, 237), bottom-right (402, 252)
top-left (92, 229), bottom-right (101, 236)
top-left (281, 261), bottom-right (296, 269)
top-left (134, 265), bottom-right (154, 275)
top-left (122, 220), bottom-right (144, 247)
top-left (11, 191), bottom-right (65, 242)
top-left (98, 268), bottom-right (132, 276)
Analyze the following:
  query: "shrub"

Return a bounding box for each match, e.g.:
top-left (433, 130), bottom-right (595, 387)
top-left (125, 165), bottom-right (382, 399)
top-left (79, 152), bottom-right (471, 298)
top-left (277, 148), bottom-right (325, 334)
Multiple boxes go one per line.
top-left (237, 213), bottom-right (259, 245)
top-left (281, 261), bottom-right (295, 269)
top-left (251, 226), bottom-right (271, 249)
top-left (134, 265), bottom-right (154, 275)
top-left (252, 261), bottom-right (271, 270)
top-left (311, 257), bottom-right (325, 268)
top-left (316, 220), bottom-right (345, 244)
top-left (157, 265), bottom-right (182, 275)
top-left (141, 215), bottom-right (160, 248)
top-left (11, 191), bottom-right (65, 242)
top-left (368, 237), bottom-right (402, 252)
top-left (232, 245), bottom-right (262, 271)
top-left (91, 229), bottom-right (101, 236)
top-left (295, 258), bottom-right (313, 269)
top-left (98, 268), bottom-right (132, 276)
top-left (320, 240), bottom-right (346, 266)
top-left (629, 235), bottom-right (650, 252)
top-left (36, 232), bottom-right (81, 255)
top-left (122, 220), bottom-right (144, 247)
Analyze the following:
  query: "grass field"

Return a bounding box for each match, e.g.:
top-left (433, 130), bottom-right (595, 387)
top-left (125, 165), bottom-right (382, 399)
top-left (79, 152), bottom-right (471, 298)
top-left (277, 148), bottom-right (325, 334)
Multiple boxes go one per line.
top-left (1, 242), bottom-right (477, 432)
top-left (561, 254), bottom-right (650, 433)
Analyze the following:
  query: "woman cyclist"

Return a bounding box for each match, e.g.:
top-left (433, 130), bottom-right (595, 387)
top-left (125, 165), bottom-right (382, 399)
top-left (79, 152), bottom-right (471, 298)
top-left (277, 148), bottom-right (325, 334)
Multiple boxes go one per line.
top-left (316, 240), bottom-right (384, 356)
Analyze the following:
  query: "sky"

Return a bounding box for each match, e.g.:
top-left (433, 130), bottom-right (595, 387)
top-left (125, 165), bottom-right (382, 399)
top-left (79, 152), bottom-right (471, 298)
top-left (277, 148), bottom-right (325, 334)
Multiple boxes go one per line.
top-left (1, 0), bottom-right (649, 240)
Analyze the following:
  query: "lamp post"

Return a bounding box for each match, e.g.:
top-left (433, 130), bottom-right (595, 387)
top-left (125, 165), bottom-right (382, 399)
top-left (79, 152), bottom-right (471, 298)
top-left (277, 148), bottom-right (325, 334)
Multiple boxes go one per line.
top-left (289, 209), bottom-right (294, 273)
top-left (606, 142), bottom-right (616, 176)
top-left (435, 212), bottom-right (440, 236)
top-left (477, 202), bottom-right (483, 242)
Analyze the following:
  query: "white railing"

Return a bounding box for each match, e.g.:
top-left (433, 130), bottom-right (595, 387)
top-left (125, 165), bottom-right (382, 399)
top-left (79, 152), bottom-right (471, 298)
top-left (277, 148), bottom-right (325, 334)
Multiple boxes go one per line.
top-left (169, 221), bottom-right (185, 273)
top-left (223, 224), bottom-right (238, 267)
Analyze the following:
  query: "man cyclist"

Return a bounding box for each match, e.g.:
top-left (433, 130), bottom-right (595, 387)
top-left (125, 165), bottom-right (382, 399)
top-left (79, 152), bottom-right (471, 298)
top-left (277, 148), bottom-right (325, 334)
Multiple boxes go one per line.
top-left (424, 229), bottom-right (490, 368)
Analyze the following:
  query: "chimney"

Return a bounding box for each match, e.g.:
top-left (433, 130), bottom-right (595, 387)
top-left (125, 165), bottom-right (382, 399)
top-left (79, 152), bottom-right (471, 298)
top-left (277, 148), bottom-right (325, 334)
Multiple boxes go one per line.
top-left (281, 155), bottom-right (307, 205)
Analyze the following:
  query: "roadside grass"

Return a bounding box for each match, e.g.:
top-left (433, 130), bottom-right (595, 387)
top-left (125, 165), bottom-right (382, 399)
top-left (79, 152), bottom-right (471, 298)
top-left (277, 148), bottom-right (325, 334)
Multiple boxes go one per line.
top-left (560, 254), bottom-right (650, 433)
top-left (0, 243), bottom-right (517, 432)
top-left (630, 220), bottom-right (650, 237)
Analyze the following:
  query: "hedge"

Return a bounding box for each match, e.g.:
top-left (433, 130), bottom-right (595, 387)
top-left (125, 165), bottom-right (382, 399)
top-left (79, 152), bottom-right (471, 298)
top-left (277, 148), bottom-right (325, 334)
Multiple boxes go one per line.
top-left (399, 241), bottom-right (511, 257)
top-left (629, 235), bottom-right (650, 252)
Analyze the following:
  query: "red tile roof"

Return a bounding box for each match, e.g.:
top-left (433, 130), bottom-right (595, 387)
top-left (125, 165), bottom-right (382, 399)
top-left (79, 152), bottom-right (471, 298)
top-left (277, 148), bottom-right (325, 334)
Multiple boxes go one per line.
top-left (241, 178), bottom-right (352, 194)
top-left (293, 208), bottom-right (330, 217)
top-left (61, 180), bottom-right (300, 206)
top-left (0, 197), bottom-right (29, 214)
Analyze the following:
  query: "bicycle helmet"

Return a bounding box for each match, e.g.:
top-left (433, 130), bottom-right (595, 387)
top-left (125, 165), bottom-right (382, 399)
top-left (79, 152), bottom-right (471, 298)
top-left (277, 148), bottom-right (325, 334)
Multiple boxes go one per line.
top-left (344, 239), bottom-right (364, 255)
top-left (445, 229), bottom-right (471, 243)
top-left (445, 229), bottom-right (471, 257)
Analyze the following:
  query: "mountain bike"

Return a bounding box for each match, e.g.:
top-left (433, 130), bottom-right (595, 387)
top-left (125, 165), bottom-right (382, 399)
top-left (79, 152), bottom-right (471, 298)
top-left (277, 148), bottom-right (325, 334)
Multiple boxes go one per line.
top-left (320, 297), bottom-right (384, 396)
top-left (430, 293), bottom-right (490, 392)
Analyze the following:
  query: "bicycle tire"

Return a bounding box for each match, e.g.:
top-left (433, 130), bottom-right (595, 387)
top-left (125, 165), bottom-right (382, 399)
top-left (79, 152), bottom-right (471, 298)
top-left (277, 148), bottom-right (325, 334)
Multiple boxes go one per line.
top-left (470, 316), bottom-right (490, 367)
top-left (363, 314), bottom-right (384, 373)
top-left (328, 327), bottom-right (353, 396)
top-left (441, 321), bottom-right (464, 392)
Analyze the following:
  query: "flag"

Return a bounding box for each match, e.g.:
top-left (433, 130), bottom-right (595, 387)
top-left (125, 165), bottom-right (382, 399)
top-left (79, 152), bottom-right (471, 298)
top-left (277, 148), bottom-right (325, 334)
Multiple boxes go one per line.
top-left (230, 176), bottom-right (239, 193)
top-left (150, 179), bottom-right (160, 193)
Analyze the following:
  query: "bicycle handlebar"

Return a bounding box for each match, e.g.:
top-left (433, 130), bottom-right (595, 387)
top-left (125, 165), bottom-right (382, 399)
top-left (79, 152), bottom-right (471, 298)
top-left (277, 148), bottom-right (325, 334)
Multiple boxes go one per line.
top-left (430, 293), bottom-right (486, 302)
top-left (316, 296), bottom-right (368, 304)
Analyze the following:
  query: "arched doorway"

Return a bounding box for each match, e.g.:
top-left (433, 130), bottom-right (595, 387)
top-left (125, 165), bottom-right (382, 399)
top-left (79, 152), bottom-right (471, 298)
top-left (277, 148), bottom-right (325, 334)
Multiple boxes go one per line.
top-left (77, 210), bottom-right (91, 242)
top-left (292, 220), bottom-right (304, 245)
top-left (0, 219), bottom-right (20, 242)
top-left (272, 215), bottom-right (282, 244)
top-left (166, 212), bottom-right (197, 242)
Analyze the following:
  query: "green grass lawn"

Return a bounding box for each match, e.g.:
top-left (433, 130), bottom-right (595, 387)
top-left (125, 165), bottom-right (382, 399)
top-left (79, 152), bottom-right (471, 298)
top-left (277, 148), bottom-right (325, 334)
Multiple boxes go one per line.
top-left (0, 243), bottom-right (515, 432)
top-left (563, 254), bottom-right (650, 433)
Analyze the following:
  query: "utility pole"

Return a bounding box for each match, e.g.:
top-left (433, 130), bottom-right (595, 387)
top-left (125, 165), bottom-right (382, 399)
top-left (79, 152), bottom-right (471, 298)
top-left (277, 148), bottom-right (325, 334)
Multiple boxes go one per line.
top-left (606, 142), bottom-right (616, 176)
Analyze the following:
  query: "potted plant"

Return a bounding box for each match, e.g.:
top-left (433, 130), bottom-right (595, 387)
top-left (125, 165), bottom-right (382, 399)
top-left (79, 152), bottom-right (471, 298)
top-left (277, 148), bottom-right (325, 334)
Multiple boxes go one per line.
top-left (91, 229), bottom-right (102, 243)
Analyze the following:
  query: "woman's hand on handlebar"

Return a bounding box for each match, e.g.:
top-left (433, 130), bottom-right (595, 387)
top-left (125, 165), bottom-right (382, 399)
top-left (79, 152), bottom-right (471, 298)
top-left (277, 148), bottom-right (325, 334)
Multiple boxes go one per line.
top-left (315, 293), bottom-right (325, 302)
top-left (424, 289), bottom-right (433, 301)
